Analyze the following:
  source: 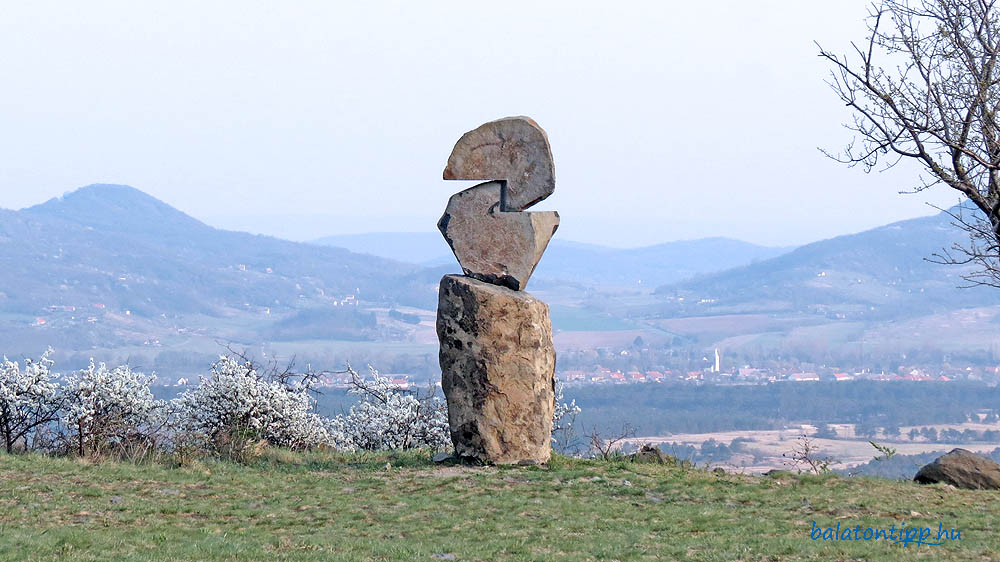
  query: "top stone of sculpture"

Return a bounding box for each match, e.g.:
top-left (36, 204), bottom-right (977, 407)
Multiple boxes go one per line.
top-left (442, 116), bottom-right (555, 212)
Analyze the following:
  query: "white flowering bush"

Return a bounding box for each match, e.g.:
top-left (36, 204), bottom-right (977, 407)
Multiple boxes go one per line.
top-left (552, 380), bottom-right (582, 454)
top-left (62, 360), bottom-right (166, 457)
top-left (174, 356), bottom-right (330, 460)
top-left (328, 365), bottom-right (450, 451)
top-left (0, 348), bottom-right (62, 453)
top-left (0, 346), bottom-right (584, 461)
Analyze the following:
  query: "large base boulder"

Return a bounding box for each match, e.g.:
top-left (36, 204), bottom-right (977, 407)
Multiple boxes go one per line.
top-left (436, 274), bottom-right (555, 464)
top-left (914, 448), bottom-right (1000, 490)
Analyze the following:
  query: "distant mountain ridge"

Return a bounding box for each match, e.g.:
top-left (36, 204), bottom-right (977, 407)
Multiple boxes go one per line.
top-left (652, 208), bottom-right (1000, 318)
top-left (0, 184), bottom-right (427, 349)
top-left (312, 232), bottom-right (794, 288)
top-left (25, 184), bottom-right (212, 238)
top-left (5, 183), bottom-right (994, 360)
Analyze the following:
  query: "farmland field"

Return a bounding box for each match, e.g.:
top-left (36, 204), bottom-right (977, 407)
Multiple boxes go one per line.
top-left (630, 421), bottom-right (1000, 474)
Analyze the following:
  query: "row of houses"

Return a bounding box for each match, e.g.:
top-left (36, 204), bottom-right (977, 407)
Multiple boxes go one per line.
top-left (787, 371), bottom-right (953, 382)
top-left (558, 366), bottom-right (962, 385)
top-left (560, 368), bottom-right (677, 384)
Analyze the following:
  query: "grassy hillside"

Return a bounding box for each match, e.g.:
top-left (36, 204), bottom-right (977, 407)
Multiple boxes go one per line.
top-left (0, 450), bottom-right (997, 561)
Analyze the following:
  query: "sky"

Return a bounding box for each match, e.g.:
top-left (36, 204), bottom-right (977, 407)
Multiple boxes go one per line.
top-left (0, 1), bottom-right (963, 248)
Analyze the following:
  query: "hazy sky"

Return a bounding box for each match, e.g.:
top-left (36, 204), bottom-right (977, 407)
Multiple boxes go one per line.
top-left (0, 1), bottom-right (962, 247)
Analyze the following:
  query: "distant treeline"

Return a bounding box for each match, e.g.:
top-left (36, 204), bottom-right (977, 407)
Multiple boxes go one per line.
top-left (831, 423), bottom-right (1000, 442)
top-left (388, 309), bottom-right (421, 325)
top-left (653, 438), bottom-right (764, 466)
top-left (565, 381), bottom-right (1000, 436)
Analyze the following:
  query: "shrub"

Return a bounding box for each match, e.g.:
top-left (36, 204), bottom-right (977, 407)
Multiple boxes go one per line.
top-left (174, 356), bottom-right (330, 461)
top-left (552, 380), bottom-right (582, 453)
top-left (327, 365), bottom-right (450, 451)
top-left (1, 347), bottom-right (585, 462)
top-left (61, 360), bottom-right (166, 458)
top-left (0, 348), bottom-right (62, 453)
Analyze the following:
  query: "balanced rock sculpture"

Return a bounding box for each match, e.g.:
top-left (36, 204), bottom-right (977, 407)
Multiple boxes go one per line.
top-left (437, 116), bottom-right (558, 464)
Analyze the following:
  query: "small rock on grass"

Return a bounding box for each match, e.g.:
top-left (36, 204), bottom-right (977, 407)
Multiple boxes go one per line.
top-left (431, 554), bottom-right (456, 560)
top-left (432, 452), bottom-right (455, 463)
top-left (629, 444), bottom-right (672, 464)
top-left (914, 448), bottom-right (1000, 490)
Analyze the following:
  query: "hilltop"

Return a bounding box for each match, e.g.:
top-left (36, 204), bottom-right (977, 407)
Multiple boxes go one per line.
top-left (0, 450), bottom-right (994, 561)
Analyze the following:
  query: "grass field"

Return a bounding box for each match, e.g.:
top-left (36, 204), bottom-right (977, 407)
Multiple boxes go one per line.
top-left (1, 450), bottom-right (998, 561)
top-left (547, 305), bottom-right (635, 332)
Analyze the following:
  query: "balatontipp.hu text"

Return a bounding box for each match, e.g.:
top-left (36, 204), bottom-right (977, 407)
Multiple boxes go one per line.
top-left (810, 521), bottom-right (962, 546)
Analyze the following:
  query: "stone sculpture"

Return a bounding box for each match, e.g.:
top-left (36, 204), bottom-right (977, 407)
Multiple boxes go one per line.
top-left (436, 116), bottom-right (558, 464)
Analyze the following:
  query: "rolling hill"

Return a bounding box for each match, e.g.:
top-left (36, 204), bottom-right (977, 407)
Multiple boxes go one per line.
top-left (651, 207), bottom-right (1000, 319)
top-left (0, 184), bottom-right (427, 350)
top-left (604, 208), bottom-right (1000, 359)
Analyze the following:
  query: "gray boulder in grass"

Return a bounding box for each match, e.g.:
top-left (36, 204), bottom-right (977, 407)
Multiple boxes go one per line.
top-left (913, 448), bottom-right (1000, 490)
top-left (630, 444), bottom-right (671, 464)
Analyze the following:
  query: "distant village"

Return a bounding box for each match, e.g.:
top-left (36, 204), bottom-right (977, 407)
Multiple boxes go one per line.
top-left (167, 345), bottom-right (1000, 390)
top-left (555, 349), bottom-right (1000, 386)
top-left (31, 294), bottom-right (1000, 391)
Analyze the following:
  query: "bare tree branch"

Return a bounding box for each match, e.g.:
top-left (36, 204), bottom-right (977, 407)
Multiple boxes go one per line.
top-left (819, 0), bottom-right (1000, 286)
